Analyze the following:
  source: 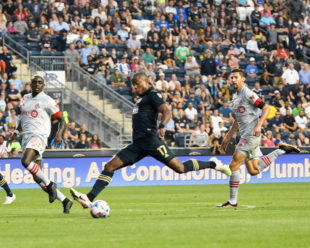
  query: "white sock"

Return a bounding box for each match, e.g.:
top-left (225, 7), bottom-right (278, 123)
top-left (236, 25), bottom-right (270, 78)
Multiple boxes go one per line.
top-left (56, 190), bottom-right (66, 202)
top-left (27, 161), bottom-right (50, 186)
top-left (36, 180), bottom-right (66, 202)
top-left (258, 149), bottom-right (285, 173)
top-left (229, 171), bottom-right (240, 205)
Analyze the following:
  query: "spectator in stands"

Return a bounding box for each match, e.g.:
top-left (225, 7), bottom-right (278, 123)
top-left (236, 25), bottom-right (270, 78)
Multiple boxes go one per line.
top-left (13, 14), bottom-right (27, 35)
top-left (67, 121), bottom-right (79, 147)
top-left (201, 50), bottom-right (217, 80)
top-left (145, 63), bottom-right (156, 82)
top-left (245, 57), bottom-right (258, 79)
top-left (185, 55), bottom-right (200, 78)
top-left (75, 133), bottom-right (90, 149)
top-left (299, 63), bottom-right (310, 86)
top-left (168, 74), bottom-right (181, 91)
top-left (127, 32), bottom-right (141, 53)
top-left (210, 137), bottom-right (223, 155)
top-left (8, 72), bottom-right (22, 91)
top-left (282, 62), bottom-right (299, 94)
top-left (110, 67), bottom-right (126, 87)
top-left (268, 112), bottom-right (284, 132)
top-left (79, 41), bottom-right (92, 65)
top-left (252, 82), bottom-right (263, 96)
top-left (286, 132), bottom-right (297, 145)
top-left (90, 134), bottom-right (102, 149)
top-left (6, 82), bottom-right (21, 106)
top-left (65, 43), bottom-right (79, 80)
top-left (155, 72), bottom-right (168, 92)
top-left (259, 10), bottom-right (276, 28)
top-left (26, 21), bottom-right (40, 42)
top-left (175, 41), bottom-right (190, 70)
top-left (283, 108), bottom-right (298, 132)
top-left (274, 132), bottom-right (285, 146)
top-left (184, 101), bottom-right (198, 129)
top-left (0, 92), bottom-right (6, 112)
top-left (246, 35), bottom-right (260, 53)
top-left (262, 130), bottom-right (275, 147)
top-left (142, 48), bottom-right (155, 66)
top-left (78, 122), bottom-right (91, 138)
top-left (118, 56), bottom-right (131, 79)
top-left (117, 24), bottom-right (129, 43)
top-left (295, 110), bottom-right (308, 131)
top-left (41, 33), bottom-right (52, 52)
top-left (190, 124), bottom-right (209, 147)
top-left (219, 100), bottom-right (234, 125)
top-left (81, 55), bottom-right (98, 76)
top-left (4, 108), bottom-right (19, 133)
top-left (20, 83), bottom-right (31, 97)
top-left (297, 132), bottom-right (310, 146)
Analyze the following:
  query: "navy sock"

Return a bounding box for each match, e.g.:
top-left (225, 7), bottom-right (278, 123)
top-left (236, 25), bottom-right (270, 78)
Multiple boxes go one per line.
top-left (87, 170), bottom-right (114, 202)
top-left (0, 173), bottom-right (13, 197)
top-left (183, 159), bottom-right (216, 173)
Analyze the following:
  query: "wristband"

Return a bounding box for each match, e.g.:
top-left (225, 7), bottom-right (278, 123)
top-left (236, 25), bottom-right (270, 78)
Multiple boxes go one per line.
top-left (14, 130), bottom-right (19, 135)
top-left (159, 123), bottom-right (165, 129)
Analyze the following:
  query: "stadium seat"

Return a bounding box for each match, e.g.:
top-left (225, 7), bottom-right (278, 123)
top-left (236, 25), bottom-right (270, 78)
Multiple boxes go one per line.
top-left (239, 61), bottom-right (247, 69)
top-left (52, 51), bottom-right (64, 56)
top-left (27, 42), bottom-right (40, 51)
top-left (29, 50), bottom-right (41, 56)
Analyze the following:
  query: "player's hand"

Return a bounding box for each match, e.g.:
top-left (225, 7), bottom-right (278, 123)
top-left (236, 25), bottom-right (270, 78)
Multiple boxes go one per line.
top-left (253, 125), bottom-right (262, 136)
top-left (220, 139), bottom-right (229, 153)
top-left (158, 128), bottom-right (166, 140)
top-left (54, 134), bottom-right (63, 148)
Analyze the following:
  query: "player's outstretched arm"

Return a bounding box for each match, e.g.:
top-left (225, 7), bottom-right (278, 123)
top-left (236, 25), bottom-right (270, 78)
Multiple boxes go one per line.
top-left (157, 103), bottom-right (172, 140)
top-left (253, 103), bottom-right (270, 136)
top-left (54, 114), bottom-right (66, 148)
top-left (220, 119), bottom-right (239, 153)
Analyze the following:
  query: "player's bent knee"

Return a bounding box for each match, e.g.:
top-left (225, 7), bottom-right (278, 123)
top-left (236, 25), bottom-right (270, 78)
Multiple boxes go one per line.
top-left (21, 157), bottom-right (31, 167)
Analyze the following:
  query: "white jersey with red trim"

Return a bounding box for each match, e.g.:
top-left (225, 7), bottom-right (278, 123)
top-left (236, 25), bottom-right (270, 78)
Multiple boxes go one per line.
top-left (232, 86), bottom-right (261, 139)
top-left (21, 92), bottom-right (61, 140)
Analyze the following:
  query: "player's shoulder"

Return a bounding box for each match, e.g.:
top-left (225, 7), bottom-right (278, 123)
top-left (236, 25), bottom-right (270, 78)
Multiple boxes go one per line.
top-left (149, 88), bottom-right (163, 99)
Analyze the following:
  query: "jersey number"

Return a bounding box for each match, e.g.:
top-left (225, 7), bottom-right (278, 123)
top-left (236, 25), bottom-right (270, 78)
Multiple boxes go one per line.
top-left (157, 145), bottom-right (169, 158)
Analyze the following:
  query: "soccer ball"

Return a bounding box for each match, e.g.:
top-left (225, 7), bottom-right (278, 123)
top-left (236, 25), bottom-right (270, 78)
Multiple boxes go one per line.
top-left (90, 200), bottom-right (110, 218)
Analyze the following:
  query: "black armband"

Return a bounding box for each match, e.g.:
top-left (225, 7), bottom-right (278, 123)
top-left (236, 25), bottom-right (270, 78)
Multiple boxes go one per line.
top-left (159, 123), bottom-right (165, 129)
top-left (257, 101), bottom-right (265, 109)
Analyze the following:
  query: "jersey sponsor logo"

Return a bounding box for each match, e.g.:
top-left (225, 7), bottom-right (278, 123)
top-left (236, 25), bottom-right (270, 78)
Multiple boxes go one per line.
top-left (250, 95), bottom-right (255, 100)
top-left (31, 110), bottom-right (39, 118)
top-left (238, 106), bottom-right (245, 113)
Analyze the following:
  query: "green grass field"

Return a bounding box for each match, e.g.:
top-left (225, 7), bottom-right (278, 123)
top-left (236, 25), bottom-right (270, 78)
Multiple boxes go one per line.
top-left (0, 183), bottom-right (309, 248)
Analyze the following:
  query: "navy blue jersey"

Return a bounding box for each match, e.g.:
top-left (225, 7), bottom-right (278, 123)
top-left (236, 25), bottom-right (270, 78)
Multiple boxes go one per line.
top-left (132, 88), bottom-right (164, 141)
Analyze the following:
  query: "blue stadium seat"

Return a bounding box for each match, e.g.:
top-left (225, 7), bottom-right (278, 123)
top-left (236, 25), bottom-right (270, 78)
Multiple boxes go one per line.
top-left (27, 42), bottom-right (40, 51)
top-left (11, 34), bottom-right (27, 43)
top-left (281, 132), bottom-right (290, 140)
top-left (239, 61), bottom-right (247, 69)
top-left (40, 51), bottom-right (52, 56)
top-left (30, 50), bottom-right (41, 56)
top-left (52, 51), bottom-right (64, 56)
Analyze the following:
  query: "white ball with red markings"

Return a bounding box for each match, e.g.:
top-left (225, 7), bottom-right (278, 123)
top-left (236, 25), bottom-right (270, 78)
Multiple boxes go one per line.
top-left (90, 200), bottom-right (110, 218)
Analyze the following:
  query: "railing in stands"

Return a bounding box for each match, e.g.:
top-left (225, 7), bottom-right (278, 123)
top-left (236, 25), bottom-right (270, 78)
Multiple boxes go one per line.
top-left (3, 35), bottom-right (132, 148)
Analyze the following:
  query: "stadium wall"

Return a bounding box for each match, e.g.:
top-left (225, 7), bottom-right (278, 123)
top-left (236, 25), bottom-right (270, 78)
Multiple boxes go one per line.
top-left (1, 149), bottom-right (309, 189)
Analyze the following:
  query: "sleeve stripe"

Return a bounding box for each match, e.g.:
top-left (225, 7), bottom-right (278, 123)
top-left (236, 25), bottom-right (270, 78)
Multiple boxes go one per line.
top-left (254, 98), bottom-right (262, 107)
top-left (52, 111), bottom-right (62, 119)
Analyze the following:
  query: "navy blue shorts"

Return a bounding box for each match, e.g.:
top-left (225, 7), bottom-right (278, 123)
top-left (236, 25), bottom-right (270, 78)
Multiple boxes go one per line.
top-left (117, 136), bottom-right (175, 166)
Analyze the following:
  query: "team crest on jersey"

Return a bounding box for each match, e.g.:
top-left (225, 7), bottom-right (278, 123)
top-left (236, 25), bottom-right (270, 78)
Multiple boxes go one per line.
top-left (238, 106), bottom-right (245, 113)
top-left (250, 95), bottom-right (255, 100)
top-left (31, 110), bottom-right (38, 118)
top-left (136, 98), bottom-right (142, 104)
top-left (35, 103), bottom-right (40, 109)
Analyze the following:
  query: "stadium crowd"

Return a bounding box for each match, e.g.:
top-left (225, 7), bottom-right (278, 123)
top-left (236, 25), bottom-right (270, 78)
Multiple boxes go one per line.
top-left (0, 0), bottom-right (309, 153)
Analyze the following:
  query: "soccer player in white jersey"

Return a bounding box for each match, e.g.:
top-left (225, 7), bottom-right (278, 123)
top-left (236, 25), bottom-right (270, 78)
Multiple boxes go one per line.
top-left (0, 134), bottom-right (16, 204)
top-left (7, 74), bottom-right (73, 213)
top-left (217, 69), bottom-right (300, 208)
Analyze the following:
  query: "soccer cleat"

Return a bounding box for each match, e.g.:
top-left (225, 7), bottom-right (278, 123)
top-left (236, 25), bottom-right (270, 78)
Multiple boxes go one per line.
top-left (62, 198), bottom-right (73, 214)
top-left (70, 188), bottom-right (92, 208)
top-left (46, 181), bottom-right (57, 203)
top-left (210, 157), bottom-right (232, 176)
top-left (278, 142), bottom-right (300, 153)
top-left (216, 201), bottom-right (238, 208)
top-left (3, 194), bottom-right (16, 204)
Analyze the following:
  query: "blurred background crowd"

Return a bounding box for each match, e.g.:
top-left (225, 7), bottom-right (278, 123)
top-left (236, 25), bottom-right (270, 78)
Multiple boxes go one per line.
top-left (0, 0), bottom-right (309, 155)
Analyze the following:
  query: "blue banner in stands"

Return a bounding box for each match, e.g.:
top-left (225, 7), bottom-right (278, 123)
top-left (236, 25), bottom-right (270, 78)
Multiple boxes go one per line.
top-left (0, 155), bottom-right (309, 189)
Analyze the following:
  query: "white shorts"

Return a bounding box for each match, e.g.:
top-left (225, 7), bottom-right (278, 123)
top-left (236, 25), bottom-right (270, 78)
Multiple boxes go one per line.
top-left (22, 135), bottom-right (47, 161)
top-left (236, 135), bottom-right (262, 161)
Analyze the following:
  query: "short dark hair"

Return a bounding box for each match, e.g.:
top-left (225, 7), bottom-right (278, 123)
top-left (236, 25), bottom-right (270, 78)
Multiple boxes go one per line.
top-left (132, 72), bottom-right (148, 85)
top-left (231, 68), bottom-right (245, 78)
